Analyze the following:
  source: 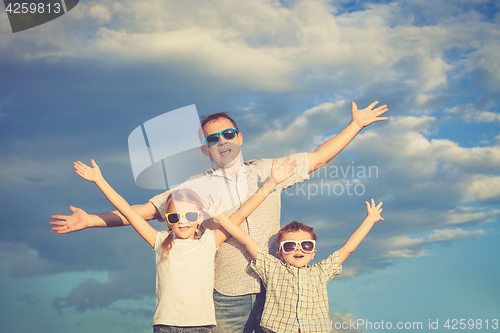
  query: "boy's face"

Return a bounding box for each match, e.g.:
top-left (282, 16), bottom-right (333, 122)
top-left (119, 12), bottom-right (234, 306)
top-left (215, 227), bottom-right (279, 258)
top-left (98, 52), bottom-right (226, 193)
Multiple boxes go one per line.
top-left (201, 118), bottom-right (243, 169)
top-left (276, 230), bottom-right (316, 268)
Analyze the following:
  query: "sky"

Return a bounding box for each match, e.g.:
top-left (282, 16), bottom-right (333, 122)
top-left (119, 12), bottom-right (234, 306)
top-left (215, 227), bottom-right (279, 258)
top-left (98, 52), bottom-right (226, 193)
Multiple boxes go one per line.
top-left (1, 0), bottom-right (499, 332)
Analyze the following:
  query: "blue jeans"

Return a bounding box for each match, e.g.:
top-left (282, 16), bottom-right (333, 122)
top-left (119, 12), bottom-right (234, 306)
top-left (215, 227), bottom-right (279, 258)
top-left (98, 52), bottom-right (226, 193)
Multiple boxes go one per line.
top-left (211, 289), bottom-right (266, 333)
top-left (153, 325), bottom-right (212, 333)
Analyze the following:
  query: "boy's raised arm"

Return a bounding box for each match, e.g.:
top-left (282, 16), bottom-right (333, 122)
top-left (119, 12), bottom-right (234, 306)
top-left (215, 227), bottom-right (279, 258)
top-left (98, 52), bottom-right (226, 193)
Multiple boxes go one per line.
top-left (338, 199), bottom-right (384, 265)
top-left (209, 158), bottom-right (297, 254)
top-left (74, 159), bottom-right (158, 248)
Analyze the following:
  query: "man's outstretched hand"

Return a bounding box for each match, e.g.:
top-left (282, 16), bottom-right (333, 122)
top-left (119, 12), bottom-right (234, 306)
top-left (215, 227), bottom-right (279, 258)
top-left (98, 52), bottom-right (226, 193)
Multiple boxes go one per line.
top-left (50, 205), bottom-right (90, 234)
top-left (352, 101), bottom-right (389, 129)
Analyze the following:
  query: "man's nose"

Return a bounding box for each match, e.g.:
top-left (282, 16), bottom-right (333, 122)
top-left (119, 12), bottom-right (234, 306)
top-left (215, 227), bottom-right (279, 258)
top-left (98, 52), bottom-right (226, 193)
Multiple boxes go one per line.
top-left (217, 137), bottom-right (228, 146)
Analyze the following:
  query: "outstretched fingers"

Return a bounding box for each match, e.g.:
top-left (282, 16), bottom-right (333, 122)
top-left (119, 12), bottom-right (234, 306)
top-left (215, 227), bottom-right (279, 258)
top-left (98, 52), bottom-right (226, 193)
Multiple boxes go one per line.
top-left (272, 158), bottom-right (297, 183)
top-left (74, 161), bottom-right (86, 176)
top-left (204, 194), bottom-right (224, 218)
top-left (366, 199), bottom-right (384, 221)
top-left (280, 157), bottom-right (298, 174)
top-left (368, 101), bottom-right (380, 109)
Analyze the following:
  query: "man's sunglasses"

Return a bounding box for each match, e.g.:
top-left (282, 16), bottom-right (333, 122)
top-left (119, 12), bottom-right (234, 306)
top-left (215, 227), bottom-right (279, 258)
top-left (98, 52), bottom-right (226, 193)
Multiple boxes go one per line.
top-left (279, 240), bottom-right (316, 254)
top-left (165, 211), bottom-right (201, 224)
top-left (204, 127), bottom-right (239, 146)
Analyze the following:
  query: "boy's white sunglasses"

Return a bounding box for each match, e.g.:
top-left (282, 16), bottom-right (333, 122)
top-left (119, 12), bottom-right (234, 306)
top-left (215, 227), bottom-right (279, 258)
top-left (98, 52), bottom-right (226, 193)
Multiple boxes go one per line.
top-left (279, 240), bottom-right (316, 254)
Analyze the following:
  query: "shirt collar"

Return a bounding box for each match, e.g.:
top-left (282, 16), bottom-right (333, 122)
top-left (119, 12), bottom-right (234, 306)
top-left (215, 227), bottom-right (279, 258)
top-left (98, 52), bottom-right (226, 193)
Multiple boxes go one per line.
top-left (208, 164), bottom-right (248, 182)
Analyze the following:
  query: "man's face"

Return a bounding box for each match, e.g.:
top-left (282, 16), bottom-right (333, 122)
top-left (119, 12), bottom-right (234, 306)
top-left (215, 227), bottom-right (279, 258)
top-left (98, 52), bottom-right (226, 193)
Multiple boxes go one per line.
top-left (201, 118), bottom-right (243, 169)
top-left (276, 230), bottom-right (317, 268)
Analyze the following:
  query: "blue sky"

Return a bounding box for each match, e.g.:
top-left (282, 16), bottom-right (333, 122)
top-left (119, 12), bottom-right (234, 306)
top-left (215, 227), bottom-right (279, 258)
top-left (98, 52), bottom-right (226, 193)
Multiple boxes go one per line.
top-left (1, 0), bottom-right (499, 332)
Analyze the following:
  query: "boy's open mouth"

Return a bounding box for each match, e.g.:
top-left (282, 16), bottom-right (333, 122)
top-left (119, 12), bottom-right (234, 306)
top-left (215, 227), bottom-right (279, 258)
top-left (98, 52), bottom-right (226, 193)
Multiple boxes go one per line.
top-left (293, 254), bottom-right (304, 259)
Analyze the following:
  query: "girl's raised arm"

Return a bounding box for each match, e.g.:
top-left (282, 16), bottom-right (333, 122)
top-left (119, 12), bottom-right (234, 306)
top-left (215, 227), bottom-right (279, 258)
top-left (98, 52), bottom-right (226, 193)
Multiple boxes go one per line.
top-left (74, 159), bottom-right (158, 248)
top-left (209, 158), bottom-right (297, 255)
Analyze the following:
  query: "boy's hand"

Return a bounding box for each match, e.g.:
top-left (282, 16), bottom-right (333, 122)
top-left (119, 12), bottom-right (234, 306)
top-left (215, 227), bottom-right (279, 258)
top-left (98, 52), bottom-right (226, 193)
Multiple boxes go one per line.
top-left (271, 157), bottom-right (297, 185)
top-left (204, 194), bottom-right (224, 218)
top-left (365, 198), bottom-right (384, 223)
top-left (352, 101), bottom-right (389, 129)
top-left (74, 159), bottom-right (103, 183)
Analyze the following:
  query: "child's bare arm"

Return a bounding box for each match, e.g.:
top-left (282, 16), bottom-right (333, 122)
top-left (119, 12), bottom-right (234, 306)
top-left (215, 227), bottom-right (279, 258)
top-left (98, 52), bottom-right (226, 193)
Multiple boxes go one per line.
top-left (231, 157), bottom-right (296, 222)
top-left (74, 160), bottom-right (158, 248)
top-left (207, 197), bottom-right (258, 259)
top-left (209, 158), bottom-right (297, 250)
top-left (338, 199), bottom-right (384, 265)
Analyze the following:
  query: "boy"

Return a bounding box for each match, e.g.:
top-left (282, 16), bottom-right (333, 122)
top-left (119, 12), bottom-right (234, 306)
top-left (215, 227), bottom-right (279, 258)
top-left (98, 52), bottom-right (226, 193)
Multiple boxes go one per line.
top-left (206, 198), bottom-right (384, 333)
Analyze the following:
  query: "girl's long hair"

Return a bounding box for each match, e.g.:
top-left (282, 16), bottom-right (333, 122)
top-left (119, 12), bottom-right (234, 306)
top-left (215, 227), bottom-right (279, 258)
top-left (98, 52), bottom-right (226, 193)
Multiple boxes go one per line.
top-left (161, 189), bottom-right (204, 261)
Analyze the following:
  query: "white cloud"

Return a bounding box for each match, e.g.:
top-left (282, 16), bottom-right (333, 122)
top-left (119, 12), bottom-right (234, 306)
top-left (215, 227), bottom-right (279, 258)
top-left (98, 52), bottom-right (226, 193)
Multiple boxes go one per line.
top-left (445, 206), bottom-right (500, 225)
top-left (329, 312), bottom-right (361, 332)
top-left (346, 115), bottom-right (500, 200)
top-left (2, 0), bottom-right (498, 96)
top-left (0, 242), bottom-right (56, 277)
top-left (0, 138), bottom-right (131, 192)
top-left (245, 100), bottom-right (349, 157)
top-left (381, 249), bottom-right (431, 258)
top-left (387, 228), bottom-right (488, 248)
top-left (445, 104), bottom-right (500, 123)
top-left (88, 4), bottom-right (111, 23)
top-left (461, 175), bottom-right (500, 201)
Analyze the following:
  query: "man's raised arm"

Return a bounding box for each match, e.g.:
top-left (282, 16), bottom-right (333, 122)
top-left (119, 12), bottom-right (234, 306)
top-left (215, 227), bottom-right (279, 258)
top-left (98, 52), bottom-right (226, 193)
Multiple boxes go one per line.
top-left (49, 202), bottom-right (160, 234)
top-left (307, 101), bottom-right (388, 173)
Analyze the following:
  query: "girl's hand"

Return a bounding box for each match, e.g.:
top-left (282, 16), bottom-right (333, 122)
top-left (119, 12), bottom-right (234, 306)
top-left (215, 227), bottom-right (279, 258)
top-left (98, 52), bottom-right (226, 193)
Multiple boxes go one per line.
top-left (365, 198), bottom-right (384, 223)
top-left (74, 159), bottom-right (103, 183)
top-left (204, 194), bottom-right (224, 218)
top-left (271, 157), bottom-right (297, 185)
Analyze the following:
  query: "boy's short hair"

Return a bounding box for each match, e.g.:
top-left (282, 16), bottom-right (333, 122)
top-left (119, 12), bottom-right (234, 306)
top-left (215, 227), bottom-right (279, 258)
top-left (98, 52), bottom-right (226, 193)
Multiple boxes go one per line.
top-left (276, 221), bottom-right (317, 248)
top-left (200, 112), bottom-right (239, 132)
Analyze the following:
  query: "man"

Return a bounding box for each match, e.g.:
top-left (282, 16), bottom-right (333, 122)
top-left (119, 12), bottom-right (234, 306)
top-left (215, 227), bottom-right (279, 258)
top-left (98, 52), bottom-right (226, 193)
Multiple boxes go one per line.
top-left (50, 101), bottom-right (388, 332)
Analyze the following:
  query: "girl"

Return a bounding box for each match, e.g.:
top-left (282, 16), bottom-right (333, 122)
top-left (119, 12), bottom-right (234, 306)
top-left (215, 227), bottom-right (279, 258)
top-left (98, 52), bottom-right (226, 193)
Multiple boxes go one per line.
top-left (73, 158), bottom-right (296, 332)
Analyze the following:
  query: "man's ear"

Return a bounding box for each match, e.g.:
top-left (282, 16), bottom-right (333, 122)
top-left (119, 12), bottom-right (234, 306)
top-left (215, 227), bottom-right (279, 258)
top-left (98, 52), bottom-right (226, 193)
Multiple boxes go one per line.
top-left (237, 132), bottom-right (243, 146)
top-left (200, 145), bottom-right (209, 156)
top-left (276, 251), bottom-right (284, 260)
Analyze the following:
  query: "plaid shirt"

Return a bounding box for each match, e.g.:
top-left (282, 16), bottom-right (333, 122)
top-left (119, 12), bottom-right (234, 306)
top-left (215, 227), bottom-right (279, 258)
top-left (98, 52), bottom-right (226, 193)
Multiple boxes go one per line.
top-left (149, 153), bottom-right (309, 296)
top-left (251, 247), bottom-right (342, 333)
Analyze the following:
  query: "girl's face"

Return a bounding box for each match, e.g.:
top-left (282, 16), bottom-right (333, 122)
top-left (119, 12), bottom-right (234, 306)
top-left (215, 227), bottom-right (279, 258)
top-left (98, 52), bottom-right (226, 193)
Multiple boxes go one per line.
top-left (167, 200), bottom-right (204, 240)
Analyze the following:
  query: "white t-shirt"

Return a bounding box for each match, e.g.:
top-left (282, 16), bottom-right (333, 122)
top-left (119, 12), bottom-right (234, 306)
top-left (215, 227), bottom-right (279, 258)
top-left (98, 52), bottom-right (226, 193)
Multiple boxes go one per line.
top-left (153, 229), bottom-right (218, 327)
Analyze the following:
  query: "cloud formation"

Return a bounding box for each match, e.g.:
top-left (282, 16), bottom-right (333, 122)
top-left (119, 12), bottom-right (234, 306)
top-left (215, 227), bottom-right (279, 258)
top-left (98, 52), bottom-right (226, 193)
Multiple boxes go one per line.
top-left (0, 0), bottom-right (498, 330)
